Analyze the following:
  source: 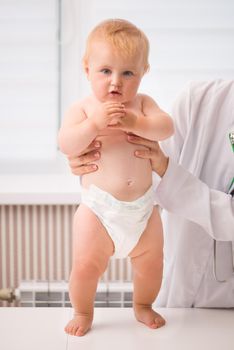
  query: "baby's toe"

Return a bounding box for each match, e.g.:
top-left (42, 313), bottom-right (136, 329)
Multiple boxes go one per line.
top-left (75, 326), bottom-right (85, 337)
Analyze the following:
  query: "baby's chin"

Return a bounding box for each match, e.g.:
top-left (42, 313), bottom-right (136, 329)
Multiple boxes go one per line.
top-left (96, 94), bottom-right (130, 104)
top-left (102, 95), bottom-right (129, 104)
top-left (107, 92), bottom-right (123, 101)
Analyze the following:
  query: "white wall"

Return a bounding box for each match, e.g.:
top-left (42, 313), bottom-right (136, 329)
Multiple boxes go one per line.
top-left (0, 0), bottom-right (58, 164)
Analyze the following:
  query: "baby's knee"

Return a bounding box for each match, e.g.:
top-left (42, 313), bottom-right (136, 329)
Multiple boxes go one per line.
top-left (134, 258), bottom-right (163, 279)
top-left (72, 258), bottom-right (103, 279)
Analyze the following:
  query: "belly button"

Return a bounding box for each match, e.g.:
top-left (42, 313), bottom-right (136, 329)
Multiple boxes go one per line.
top-left (127, 179), bottom-right (133, 186)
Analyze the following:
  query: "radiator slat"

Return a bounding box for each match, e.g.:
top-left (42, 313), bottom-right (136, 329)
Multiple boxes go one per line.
top-left (24, 206), bottom-right (30, 280)
top-left (40, 206), bottom-right (46, 280)
top-left (63, 205), bottom-right (70, 281)
top-left (16, 206), bottom-right (23, 289)
top-left (32, 206), bottom-right (37, 281)
top-left (48, 205), bottom-right (54, 281)
top-left (1, 206), bottom-right (7, 289)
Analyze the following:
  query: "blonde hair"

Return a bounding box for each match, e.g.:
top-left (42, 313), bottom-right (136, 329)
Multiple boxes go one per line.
top-left (83, 19), bottom-right (150, 73)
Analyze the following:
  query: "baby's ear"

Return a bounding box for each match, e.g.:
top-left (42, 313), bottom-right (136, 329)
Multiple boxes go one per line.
top-left (84, 65), bottom-right (89, 77)
top-left (83, 59), bottom-right (90, 78)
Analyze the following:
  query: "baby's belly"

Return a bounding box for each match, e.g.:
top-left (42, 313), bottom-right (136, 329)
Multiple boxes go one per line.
top-left (81, 134), bottom-right (152, 201)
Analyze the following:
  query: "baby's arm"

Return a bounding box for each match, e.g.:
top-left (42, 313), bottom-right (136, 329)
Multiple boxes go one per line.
top-left (110, 95), bottom-right (174, 141)
top-left (58, 101), bottom-right (125, 156)
top-left (134, 95), bottom-right (174, 141)
top-left (58, 102), bottom-right (98, 156)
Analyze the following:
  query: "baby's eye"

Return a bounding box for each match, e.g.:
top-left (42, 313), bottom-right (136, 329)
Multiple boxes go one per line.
top-left (100, 68), bottom-right (111, 74)
top-left (123, 71), bottom-right (134, 77)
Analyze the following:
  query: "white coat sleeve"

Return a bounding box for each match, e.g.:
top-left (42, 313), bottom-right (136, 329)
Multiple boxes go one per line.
top-left (155, 158), bottom-right (234, 241)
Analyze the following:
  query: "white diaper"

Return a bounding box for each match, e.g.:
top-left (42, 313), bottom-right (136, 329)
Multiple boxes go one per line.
top-left (81, 184), bottom-right (154, 258)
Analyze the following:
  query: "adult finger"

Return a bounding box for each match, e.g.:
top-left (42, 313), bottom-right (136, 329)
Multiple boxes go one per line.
top-left (68, 150), bottom-right (100, 167)
top-left (134, 149), bottom-right (152, 159)
top-left (71, 164), bottom-right (98, 176)
top-left (127, 134), bottom-right (159, 150)
top-left (80, 140), bottom-right (102, 154)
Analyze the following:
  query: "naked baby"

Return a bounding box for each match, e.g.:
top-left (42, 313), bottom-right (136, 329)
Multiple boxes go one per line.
top-left (58, 18), bottom-right (174, 336)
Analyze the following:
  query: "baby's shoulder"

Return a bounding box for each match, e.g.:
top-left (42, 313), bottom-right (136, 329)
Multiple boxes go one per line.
top-left (137, 93), bottom-right (156, 104)
top-left (71, 94), bottom-right (93, 105)
top-left (134, 94), bottom-right (158, 112)
top-left (68, 95), bottom-right (94, 115)
top-left (63, 96), bottom-right (92, 123)
top-left (80, 95), bottom-right (98, 114)
top-left (81, 95), bottom-right (94, 104)
top-left (76, 95), bottom-right (93, 109)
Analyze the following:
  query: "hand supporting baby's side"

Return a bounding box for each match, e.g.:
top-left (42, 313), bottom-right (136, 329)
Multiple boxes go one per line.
top-left (67, 135), bottom-right (169, 178)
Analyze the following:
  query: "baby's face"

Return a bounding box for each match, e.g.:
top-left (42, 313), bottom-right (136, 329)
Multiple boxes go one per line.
top-left (84, 40), bottom-right (145, 103)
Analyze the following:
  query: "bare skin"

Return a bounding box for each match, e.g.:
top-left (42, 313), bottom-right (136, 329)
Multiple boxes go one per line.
top-left (65, 313), bottom-right (93, 337)
top-left (65, 205), bottom-right (165, 336)
top-left (67, 135), bottom-right (169, 178)
top-left (60, 35), bottom-right (173, 336)
top-left (130, 207), bottom-right (165, 329)
top-left (65, 136), bottom-right (168, 335)
top-left (64, 204), bottom-right (113, 336)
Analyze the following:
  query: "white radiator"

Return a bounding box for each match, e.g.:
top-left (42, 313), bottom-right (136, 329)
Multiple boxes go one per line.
top-left (0, 205), bottom-right (132, 306)
top-left (16, 280), bottom-right (133, 308)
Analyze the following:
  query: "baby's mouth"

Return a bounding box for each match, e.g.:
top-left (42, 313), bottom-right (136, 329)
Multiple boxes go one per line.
top-left (109, 90), bottom-right (121, 96)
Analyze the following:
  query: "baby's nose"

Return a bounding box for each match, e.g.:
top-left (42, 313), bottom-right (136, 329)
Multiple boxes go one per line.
top-left (111, 74), bottom-right (122, 87)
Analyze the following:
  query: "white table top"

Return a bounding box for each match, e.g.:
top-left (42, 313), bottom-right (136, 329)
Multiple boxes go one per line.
top-left (0, 307), bottom-right (233, 350)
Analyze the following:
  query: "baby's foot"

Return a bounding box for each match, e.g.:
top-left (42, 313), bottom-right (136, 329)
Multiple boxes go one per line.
top-left (65, 313), bottom-right (93, 336)
top-left (134, 304), bottom-right (166, 329)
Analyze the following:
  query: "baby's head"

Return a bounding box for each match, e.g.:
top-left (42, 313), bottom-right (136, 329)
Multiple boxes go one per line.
top-left (83, 19), bottom-right (150, 73)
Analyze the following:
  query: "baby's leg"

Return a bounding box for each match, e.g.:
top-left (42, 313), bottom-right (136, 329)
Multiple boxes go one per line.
top-left (65, 204), bottom-right (114, 336)
top-left (129, 207), bottom-right (165, 329)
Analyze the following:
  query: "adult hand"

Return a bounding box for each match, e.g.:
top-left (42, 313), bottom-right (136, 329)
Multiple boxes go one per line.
top-left (67, 135), bottom-right (169, 178)
top-left (67, 141), bottom-right (101, 176)
top-left (127, 134), bottom-right (169, 177)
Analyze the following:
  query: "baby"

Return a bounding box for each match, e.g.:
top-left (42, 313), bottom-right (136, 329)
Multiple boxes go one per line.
top-left (58, 18), bottom-right (174, 336)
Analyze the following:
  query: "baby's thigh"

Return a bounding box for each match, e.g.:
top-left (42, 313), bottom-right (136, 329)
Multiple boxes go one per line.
top-left (129, 206), bottom-right (163, 259)
top-left (72, 204), bottom-right (114, 261)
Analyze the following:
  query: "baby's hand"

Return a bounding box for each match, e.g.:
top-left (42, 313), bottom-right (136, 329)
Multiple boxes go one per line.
top-left (92, 102), bottom-right (125, 130)
top-left (108, 108), bottom-right (138, 131)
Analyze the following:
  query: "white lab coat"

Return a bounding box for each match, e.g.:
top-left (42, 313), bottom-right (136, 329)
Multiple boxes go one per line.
top-left (155, 80), bottom-right (234, 307)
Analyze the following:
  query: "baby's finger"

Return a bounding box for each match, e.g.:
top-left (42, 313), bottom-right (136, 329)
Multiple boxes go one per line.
top-left (104, 101), bottom-right (124, 107)
top-left (107, 123), bottom-right (121, 128)
top-left (107, 107), bottom-right (125, 115)
top-left (109, 112), bottom-right (125, 118)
